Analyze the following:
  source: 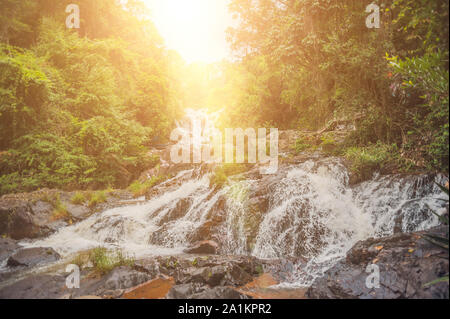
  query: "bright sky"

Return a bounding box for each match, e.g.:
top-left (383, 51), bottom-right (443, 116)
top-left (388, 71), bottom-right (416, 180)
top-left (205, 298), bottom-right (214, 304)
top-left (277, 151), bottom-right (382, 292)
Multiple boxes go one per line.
top-left (143, 0), bottom-right (234, 63)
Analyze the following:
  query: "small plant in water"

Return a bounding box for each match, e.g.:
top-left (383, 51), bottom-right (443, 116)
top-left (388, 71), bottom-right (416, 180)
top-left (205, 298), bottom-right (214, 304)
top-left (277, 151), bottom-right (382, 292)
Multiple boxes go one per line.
top-left (51, 195), bottom-right (71, 221)
top-left (88, 247), bottom-right (135, 275)
top-left (88, 191), bottom-right (107, 208)
top-left (71, 192), bottom-right (87, 205)
top-left (128, 176), bottom-right (165, 198)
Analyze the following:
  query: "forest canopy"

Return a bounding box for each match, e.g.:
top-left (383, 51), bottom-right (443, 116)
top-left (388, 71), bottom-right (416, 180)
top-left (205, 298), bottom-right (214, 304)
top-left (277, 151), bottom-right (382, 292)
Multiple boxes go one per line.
top-left (0, 0), bottom-right (448, 195)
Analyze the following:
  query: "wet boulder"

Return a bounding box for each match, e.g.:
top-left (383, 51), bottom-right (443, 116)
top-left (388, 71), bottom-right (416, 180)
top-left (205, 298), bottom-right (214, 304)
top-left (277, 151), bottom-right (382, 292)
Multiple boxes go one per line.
top-left (7, 247), bottom-right (61, 268)
top-left (65, 203), bottom-right (91, 220)
top-left (0, 274), bottom-right (67, 299)
top-left (184, 240), bottom-right (219, 255)
top-left (0, 197), bottom-right (47, 240)
top-left (70, 266), bottom-right (153, 298)
top-left (101, 266), bottom-right (152, 291)
top-left (307, 226), bottom-right (449, 299)
top-left (0, 238), bottom-right (20, 262)
top-left (158, 198), bottom-right (193, 226)
top-left (166, 283), bottom-right (199, 299)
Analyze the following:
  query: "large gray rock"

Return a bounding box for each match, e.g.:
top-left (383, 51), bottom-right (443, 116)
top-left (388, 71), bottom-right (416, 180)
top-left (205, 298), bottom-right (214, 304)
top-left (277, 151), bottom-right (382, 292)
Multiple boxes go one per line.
top-left (307, 226), bottom-right (449, 299)
top-left (0, 198), bottom-right (47, 239)
top-left (0, 274), bottom-right (67, 299)
top-left (0, 190), bottom-right (126, 240)
top-left (65, 203), bottom-right (91, 220)
top-left (0, 195), bottom-right (65, 240)
top-left (7, 247), bottom-right (61, 267)
top-left (72, 266), bottom-right (152, 298)
top-left (0, 238), bottom-right (20, 262)
top-left (158, 198), bottom-right (193, 226)
top-left (102, 266), bottom-right (152, 291)
top-left (166, 283), bottom-right (199, 299)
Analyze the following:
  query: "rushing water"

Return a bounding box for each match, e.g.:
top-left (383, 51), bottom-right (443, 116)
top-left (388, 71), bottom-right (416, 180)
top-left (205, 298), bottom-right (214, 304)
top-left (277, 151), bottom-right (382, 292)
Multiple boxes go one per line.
top-left (16, 110), bottom-right (448, 287)
top-left (20, 156), bottom-right (447, 287)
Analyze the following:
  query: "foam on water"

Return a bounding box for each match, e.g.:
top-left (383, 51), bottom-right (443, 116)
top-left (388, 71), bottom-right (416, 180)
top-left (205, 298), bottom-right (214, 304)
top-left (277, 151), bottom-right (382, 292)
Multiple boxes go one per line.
top-left (18, 160), bottom-right (446, 287)
top-left (12, 109), bottom-right (447, 287)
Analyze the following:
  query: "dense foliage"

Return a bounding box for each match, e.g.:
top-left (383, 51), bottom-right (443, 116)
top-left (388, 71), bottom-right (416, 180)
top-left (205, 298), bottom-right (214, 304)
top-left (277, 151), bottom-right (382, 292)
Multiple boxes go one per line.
top-left (0, 0), bottom-right (182, 194)
top-left (214, 0), bottom-right (449, 172)
top-left (0, 0), bottom-right (448, 195)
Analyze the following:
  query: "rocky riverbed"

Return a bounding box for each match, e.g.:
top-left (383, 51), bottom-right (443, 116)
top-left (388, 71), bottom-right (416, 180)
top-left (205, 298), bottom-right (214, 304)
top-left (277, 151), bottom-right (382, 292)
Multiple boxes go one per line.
top-left (0, 130), bottom-right (448, 299)
top-left (0, 239), bottom-right (307, 299)
top-left (0, 225), bottom-right (448, 299)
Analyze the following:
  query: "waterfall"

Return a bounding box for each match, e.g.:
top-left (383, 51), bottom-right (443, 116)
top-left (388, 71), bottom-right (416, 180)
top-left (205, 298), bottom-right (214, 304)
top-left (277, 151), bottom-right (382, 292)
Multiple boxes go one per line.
top-left (21, 157), bottom-right (446, 287)
top-left (19, 110), bottom-right (447, 287)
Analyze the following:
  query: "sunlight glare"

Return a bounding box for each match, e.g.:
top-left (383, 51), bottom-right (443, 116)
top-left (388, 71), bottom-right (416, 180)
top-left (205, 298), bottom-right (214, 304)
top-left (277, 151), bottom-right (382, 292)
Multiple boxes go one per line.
top-left (143, 0), bottom-right (233, 63)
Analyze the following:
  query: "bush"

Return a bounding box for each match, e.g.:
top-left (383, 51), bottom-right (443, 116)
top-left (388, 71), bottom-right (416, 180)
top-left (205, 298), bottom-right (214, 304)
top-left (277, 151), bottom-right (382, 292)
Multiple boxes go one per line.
top-left (389, 51), bottom-right (449, 173)
top-left (320, 135), bottom-right (338, 155)
top-left (89, 247), bottom-right (134, 274)
top-left (88, 191), bottom-right (107, 208)
top-left (71, 192), bottom-right (87, 205)
top-left (209, 163), bottom-right (249, 188)
top-left (51, 195), bottom-right (70, 221)
top-left (72, 247), bottom-right (134, 274)
top-left (292, 138), bottom-right (312, 154)
top-left (128, 175), bottom-right (165, 198)
top-left (344, 143), bottom-right (398, 182)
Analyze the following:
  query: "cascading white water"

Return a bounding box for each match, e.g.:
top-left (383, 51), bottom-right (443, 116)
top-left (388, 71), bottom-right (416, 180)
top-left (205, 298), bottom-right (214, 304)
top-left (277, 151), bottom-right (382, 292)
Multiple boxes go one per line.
top-left (21, 158), bottom-right (446, 287)
top-left (242, 159), bottom-right (446, 286)
top-left (18, 109), bottom-right (448, 287)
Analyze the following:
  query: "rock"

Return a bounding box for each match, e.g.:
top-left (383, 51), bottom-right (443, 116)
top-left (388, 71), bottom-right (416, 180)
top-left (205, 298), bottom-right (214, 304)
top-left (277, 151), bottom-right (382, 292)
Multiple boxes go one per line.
top-left (242, 196), bottom-right (269, 252)
top-left (0, 196), bottom-right (65, 240)
top-left (306, 226), bottom-right (449, 299)
top-left (241, 273), bottom-right (278, 289)
top-left (122, 276), bottom-right (175, 299)
top-left (0, 238), bottom-right (20, 262)
top-left (0, 274), bottom-right (67, 299)
top-left (189, 220), bottom-right (220, 243)
top-left (0, 197), bottom-right (45, 239)
top-left (184, 240), bottom-right (219, 255)
top-left (7, 247), bottom-right (61, 267)
top-left (0, 189), bottom-right (129, 240)
top-left (207, 265), bottom-right (227, 286)
top-left (191, 286), bottom-right (249, 299)
top-left (67, 266), bottom-right (152, 298)
top-left (66, 203), bottom-right (91, 220)
top-left (102, 266), bottom-right (152, 291)
top-left (188, 197), bottom-right (227, 243)
top-left (188, 266), bottom-right (226, 286)
top-left (158, 198), bottom-right (192, 226)
top-left (30, 201), bottom-right (53, 219)
top-left (29, 200), bottom-right (72, 232)
top-left (189, 267), bottom-right (211, 284)
top-left (225, 264), bottom-right (254, 286)
top-left (166, 283), bottom-right (199, 299)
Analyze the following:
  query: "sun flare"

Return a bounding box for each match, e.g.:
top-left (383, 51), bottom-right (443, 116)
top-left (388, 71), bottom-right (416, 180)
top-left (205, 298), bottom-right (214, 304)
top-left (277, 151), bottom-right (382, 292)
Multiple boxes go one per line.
top-left (143, 0), bottom-right (233, 63)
